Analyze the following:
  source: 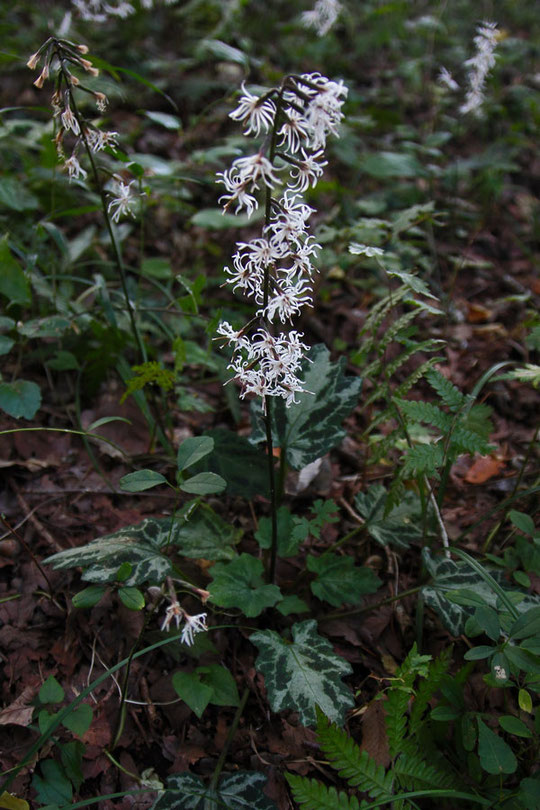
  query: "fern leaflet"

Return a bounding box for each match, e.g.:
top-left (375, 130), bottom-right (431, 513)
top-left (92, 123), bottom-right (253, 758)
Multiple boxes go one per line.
top-left (426, 369), bottom-right (464, 412)
top-left (286, 774), bottom-right (363, 810)
top-left (402, 444), bottom-right (444, 478)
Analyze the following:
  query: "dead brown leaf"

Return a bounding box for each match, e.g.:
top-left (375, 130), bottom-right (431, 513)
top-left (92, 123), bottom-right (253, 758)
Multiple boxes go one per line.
top-left (464, 455), bottom-right (505, 484)
top-left (360, 700), bottom-right (390, 768)
top-left (0, 685), bottom-right (36, 728)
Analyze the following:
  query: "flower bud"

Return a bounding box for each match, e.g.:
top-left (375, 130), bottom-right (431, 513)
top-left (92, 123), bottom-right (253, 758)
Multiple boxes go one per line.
top-left (27, 51), bottom-right (41, 70)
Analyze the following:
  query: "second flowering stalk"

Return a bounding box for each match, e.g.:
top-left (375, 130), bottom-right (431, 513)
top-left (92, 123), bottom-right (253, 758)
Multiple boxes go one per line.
top-left (216, 74), bottom-right (347, 580)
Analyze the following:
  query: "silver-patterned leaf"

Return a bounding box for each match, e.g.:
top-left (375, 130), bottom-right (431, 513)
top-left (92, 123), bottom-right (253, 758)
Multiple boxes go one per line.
top-left (250, 345), bottom-right (362, 470)
top-left (354, 484), bottom-right (424, 548)
top-left (251, 619), bottom-right (354, 727)
top-left (152, 771), bottom-right (278, 809)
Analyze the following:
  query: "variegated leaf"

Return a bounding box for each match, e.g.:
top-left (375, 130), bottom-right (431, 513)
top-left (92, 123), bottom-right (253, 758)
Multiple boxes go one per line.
top-left (422, 550), bottom-right (540, 636)
top-left (354, 484), bottom-right (424, 548)
top-left (250, 344), bottom-right (362, 470)
top-left (251, 619), bottom-right (354, 727)
top-left (151, 771), bottom-right (278, 809)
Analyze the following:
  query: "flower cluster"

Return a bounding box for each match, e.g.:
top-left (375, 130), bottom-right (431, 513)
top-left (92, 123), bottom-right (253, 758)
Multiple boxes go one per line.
top-left (301, 0), bottom-right (342, 37)
top-left (216, 74), bottom-right (347, 408)
top-left (460, 21), bottom-right (499, 115)
top-left (28, 38), bottom-right (143, 222)
top-left (72, 0), bottom-right (176, 21)
top-left (160, 599), bottom-right (208, 646)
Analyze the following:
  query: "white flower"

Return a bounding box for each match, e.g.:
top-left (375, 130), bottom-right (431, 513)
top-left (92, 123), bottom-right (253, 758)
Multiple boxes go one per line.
top-left (107, 179), bottom-right (138, 223)
top-left (349, 242), bottom-right (385, 257)
top-left (276, 108), bottom-right (310, 154)
top-left (86, 128), bottom-right (119, 152)
top-left (288, 148), bottom-right (327, 192)
top-left (301, 0), bottom-right (342, 36)
top-left (160, 600), bottom-right (183, 631)
top-left (438, 67), bottom-right (459, 91)
top-left (493, 664), bottom-right (507, 681)
top-left (229, 83), bottom-right (277, 136)
top-left (64, 154), bottom-right (87, 181)
top-left (261, 277), bottom-right (313, 323)
top-left (61, 103), bottom-right (80, 136)
top-left (460, 21), bottom-right (499, 116)
top-left (180, 612), bottom-right (208, 646)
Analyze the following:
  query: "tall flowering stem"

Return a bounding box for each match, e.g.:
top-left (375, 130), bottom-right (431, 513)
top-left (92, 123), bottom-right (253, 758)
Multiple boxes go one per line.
top-left (27, 37), bottom-right (147, 365)
top-left (216, 73), bottom-right (347, 582)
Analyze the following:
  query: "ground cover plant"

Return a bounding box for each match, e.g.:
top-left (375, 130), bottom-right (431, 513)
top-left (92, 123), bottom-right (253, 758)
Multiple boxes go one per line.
top-left (0, 1), bottom-right (538, 808)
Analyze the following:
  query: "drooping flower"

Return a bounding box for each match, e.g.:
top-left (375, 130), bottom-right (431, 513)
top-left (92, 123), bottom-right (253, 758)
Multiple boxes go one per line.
top-left (229, 83), bottom-right (277, 136)
top-left (64, 154), bottom-right (88, 181)
top-left (438, 67), bottom-right (459, 92)
top-left (107, 179), bottom-right (138, 222)
top-left (180, 612), bottom-right (208, 646)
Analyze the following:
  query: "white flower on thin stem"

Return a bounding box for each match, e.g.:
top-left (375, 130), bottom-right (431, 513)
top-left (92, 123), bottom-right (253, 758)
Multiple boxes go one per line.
top-left (288, 148), bottom-right (327, 192)
top-left (438, 67), bottom-right (459, 91)
top-left (460, 21), bottom-right (499, 116)
top-left (180, 612), bottom-right (208, 646)
top-left (301, 0), bottom-right (342, 36)
top-left (107, 179), bottom-right (138, 223)
top-left (229, 83), bottom-right (277, 136)
top-left (86, 128), bottom-right (119, 152)
top-left (61, 102), bottom-right (81, 136)
top-left (160, 599), bottom-right (183, 631)
top-left (64, 154), bottom-right (87, 181)
top-left (276, 108), bottom-right (310, 154)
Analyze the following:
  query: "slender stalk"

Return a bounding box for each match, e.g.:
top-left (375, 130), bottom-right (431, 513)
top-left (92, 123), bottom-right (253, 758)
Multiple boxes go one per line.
top-left (208, 688), bottom-right (249, 792)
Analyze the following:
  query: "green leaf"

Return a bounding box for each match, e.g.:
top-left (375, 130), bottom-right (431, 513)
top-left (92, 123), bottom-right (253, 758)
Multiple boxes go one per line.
top-left (140, 257), bottom-right (172, 280)
top-left (38, 709), bottom-right (58, 735)
top-left (0, 178), bottom-right (39, 211)
top-left (0, 380), bottom-right (41, 420)
top-left (255, 506), bottom-right (299, 558)
top-left (286, 773), bottom-right (361, 810)
top-left (153, 771), bottom-right (278, 809)
top-left (360, 151), bottom-right (426, 179)
top-left (208, 554), bottom-right (282, 617)
top-left (39, 676), bottom-right (65, 705)
top-left (191, 207), bottom-right (263, 229)
top-left (250, 345), bottom-right (362, 470)
top-left (180, 471), bottom-right (226, 495)
top-left (0, 237), bottom-right (31, 305)
top-left (31, 760), bottom-right (72, 805)
top-left (499, 715), bottom-right (533, 738)
top-left (145, 110), bottom-right (182, 130)
top-left (509, 510), bottom-right (535, 536)
top-left (47, 350), bottom-right (80, 370)
top-left (477, 719), bottom-right (517, 774)
top-left (177, 436), bottom-right (215, 472)
top-left (191, 429), bottom-right (269, 498)
top-left (72, 585), bottom-right (107, 609)
top-left (62, 703), bottom-right (93, 737)
top-left (518, 688), bottom-right (533, 714)
top-left (197, 38), bottom-right (249, 66)
top-left (0, 335), bottom-right (14, 355)
top-left (251, 620), bottom-right (354, 726)
top-left (197, 664), bottom-right (240, 707)
top-left (119, 470), bottom-right (168, 492)
top-left (18, 316), bottom-right (71, 338)
top-left (60, 741), bottom-right (84, 792)
top-left (276, 595), bottom-right (310, 616)
top-left (505, 644), bottom-right (540, 674)
top-left (353, 485), bottom-right (424, 548)
top-left (172, 671), bottom-right (213, 718)
top-left (307, 554), bottom-right (381, 607)
top-left (464, 646), bottom-right (495, 661)
top-left (118, 586), bottom-right (145, 611)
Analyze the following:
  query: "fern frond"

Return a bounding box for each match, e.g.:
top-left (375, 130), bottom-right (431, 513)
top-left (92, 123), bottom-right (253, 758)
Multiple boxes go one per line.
top-left (386, 340), bottom-right (444, 379)
top-left (409, 648), bottom-right (452, 735)
top-left (286, 774), bottom-right (362, 810)
top-left (451, 428), bottom-right (493, 456)
top-left (377, 310), bottom-right (419, 353)
top-left (402, 444), bottom-right (444, 478)
top-left (316, 711), bottom-right (394, 800)
top-left (361, 287), bottom-right (407, 337)
top-left (360, 383), bottom-right (391, 413)
top-left (425, 369), bottom-right (464, 412)
top-left (462, 403), bottom-right (493, 439)
top-left (395, 400), bottom-right (451, 432)
top-left (394, 752), bottom-right (455, 790)
top-left (394, 358), bottom-right (442, 398)
top-left (384, 689), bottom-right (410, 759)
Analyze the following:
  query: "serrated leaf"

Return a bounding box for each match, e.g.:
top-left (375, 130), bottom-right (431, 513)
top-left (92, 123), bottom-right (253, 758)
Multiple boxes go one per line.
top-left (208, 554), bottom-right (282, 617)
top-left (152, 771), bottom-right (278, 810)
top-left (177, 436), bottom-right (214, 472)
top-left (120, 469), bottom-right (168, 492)
top-left (477, 719), bottom-right (517, 774)
top-left (191, 429), bottom-right (269, 498)
top-left (286, 773), bottom-right (361, 810)
top-left (307, 554), bottom-right (381, 607)
top-left (250, 345), bottom-right (362, 470)
top-left (251, 620), bottom-right (354, 726)
top-left (118, 586), bottom-right (145, 611)
top-left (39, 676), bottom-right (64, 705)
top-left (353, 485), bottom-right (424, 548)
top-left (172, 672), bottom-right (213, 719)
top-left (62, 703), bottom-right (93, 737)
top-left (72, 585), bottom-right (107, 609)
top-left (0, 380), bottom-right (41, 420)
top-left (402, 442), bottom-right (444, 478)
top-left (180, 471), bottom-right (226, 495)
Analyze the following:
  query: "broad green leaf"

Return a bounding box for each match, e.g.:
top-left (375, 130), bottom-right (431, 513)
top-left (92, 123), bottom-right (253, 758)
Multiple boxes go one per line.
top-left (0, 336), bottom-right (14, 356)
top-left (47, 350), bottom-right (80, 370)
top-left (276, 595), bottom-right (310, 616)
top-left (191, 429), bottom-right (269, 498)
top-left (197, 664), bottom-right (240, 707)
top-left (170, 503), bottom-right (240, 561)
top-left (172, 671), bottom-right (213, 718)
top-left (510, 607), bottom-right (540, 640)
top-left (509, 510), bottom-right (535, 536)
top-left (118, 586), bottom-right (145, 611)
top-left (152, 771), bottom-right (278, 810)
top-left (255, 506), bottom-right (299, 558)
top-left (518, 688), bottom-right (533, 713)
top-left (250, 345), bottom-right (362, 470)
top-left (197, 38), bottom-right (249, 66)
top-left (464, 646), bottom-right (495, 661)
top-left (62, 703), bottom-right (93, 737)
top-left (0, 380), bottom-right (41, 420)
top-left (177, 436), bottom-right (215, 472)
top-left (520, 777), bottom-right (540, 807)
top-left (251, 620), bottom-right (354, 726)
top-left (60, 741), bottom-right (84, 792)
top-left (208, 554), bottom-right (282, 617)
top-left (477, 719), bottom-right (517, 774)
top-left (72, 585), bottom-right (107, 609)
top-left (504, 644), bottom-right (540, 674)
top-left (353, 485), bottom-right (423, 548)
top-left (145, 111), bottom-right (182, 130)
top-left (140, 257), bottom-right (172, 280)
top-left (360, 151), bottom-right (426, 179)
top-left (17, 316), bottom-right (71, 338)
top-left (307, 553), bottom-right (381, 607)
top-left (499, 715), bottom-right (533, 738)
top-left (31, 760), bottom-right (72, 805)
top-left (191, 207), bottom-right (263, 229)
top-left (0, 179), bottom-right (39, 211)
top-left (39, 676), bottom-right (64, 705)
top-left (0, 237), bottom-right (31, 305)
top-left (421, 550), bottom-right (540, 636)
top-left (38, 709), bottom-right (57, 735)
top-left (180, 471), bottom-right (226, 495)
top-left (120, 470), bottom-right (168, 492)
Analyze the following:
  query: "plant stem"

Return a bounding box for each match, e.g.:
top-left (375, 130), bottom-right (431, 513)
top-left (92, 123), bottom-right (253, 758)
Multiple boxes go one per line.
top-left (208, 688), bottom-right (249, 793)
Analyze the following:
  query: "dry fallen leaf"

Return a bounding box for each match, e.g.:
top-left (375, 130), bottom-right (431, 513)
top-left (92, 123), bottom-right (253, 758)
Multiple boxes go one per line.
top-left (464, 455), bottom-right (505, 484)
top-left (0, 686), bottom-right (36, 728)
top-left (360, 700), bottom-right (390, 768)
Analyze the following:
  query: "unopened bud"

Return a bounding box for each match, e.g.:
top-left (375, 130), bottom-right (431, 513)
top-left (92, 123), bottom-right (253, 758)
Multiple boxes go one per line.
top-left (76, 44), bottom-right (89, 54)
top-left (33, 68), bottom-right (48, 89)
top-left (27, 51), bottom-right (41, 70)
top-left (94, 91), bottom-right (108, 112)
top-left (70, 74), bottom-right (80, 86)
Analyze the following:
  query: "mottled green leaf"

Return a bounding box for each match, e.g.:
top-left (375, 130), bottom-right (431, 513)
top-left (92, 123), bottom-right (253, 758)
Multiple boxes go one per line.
top-left (477, 719), bottom-right (517, 774)
top-left (208, 554), bottom-right (282, 617)
top-left (307, 553), bottom-right (381, 607)
top-left (250, 345), bottom-right (362, 470)
top-left (354, 485), bottom-right (424, 548)
top-left (251, 620), bottom-right (354, 726)
top-left (152, 771), bottom-right (278, 810)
